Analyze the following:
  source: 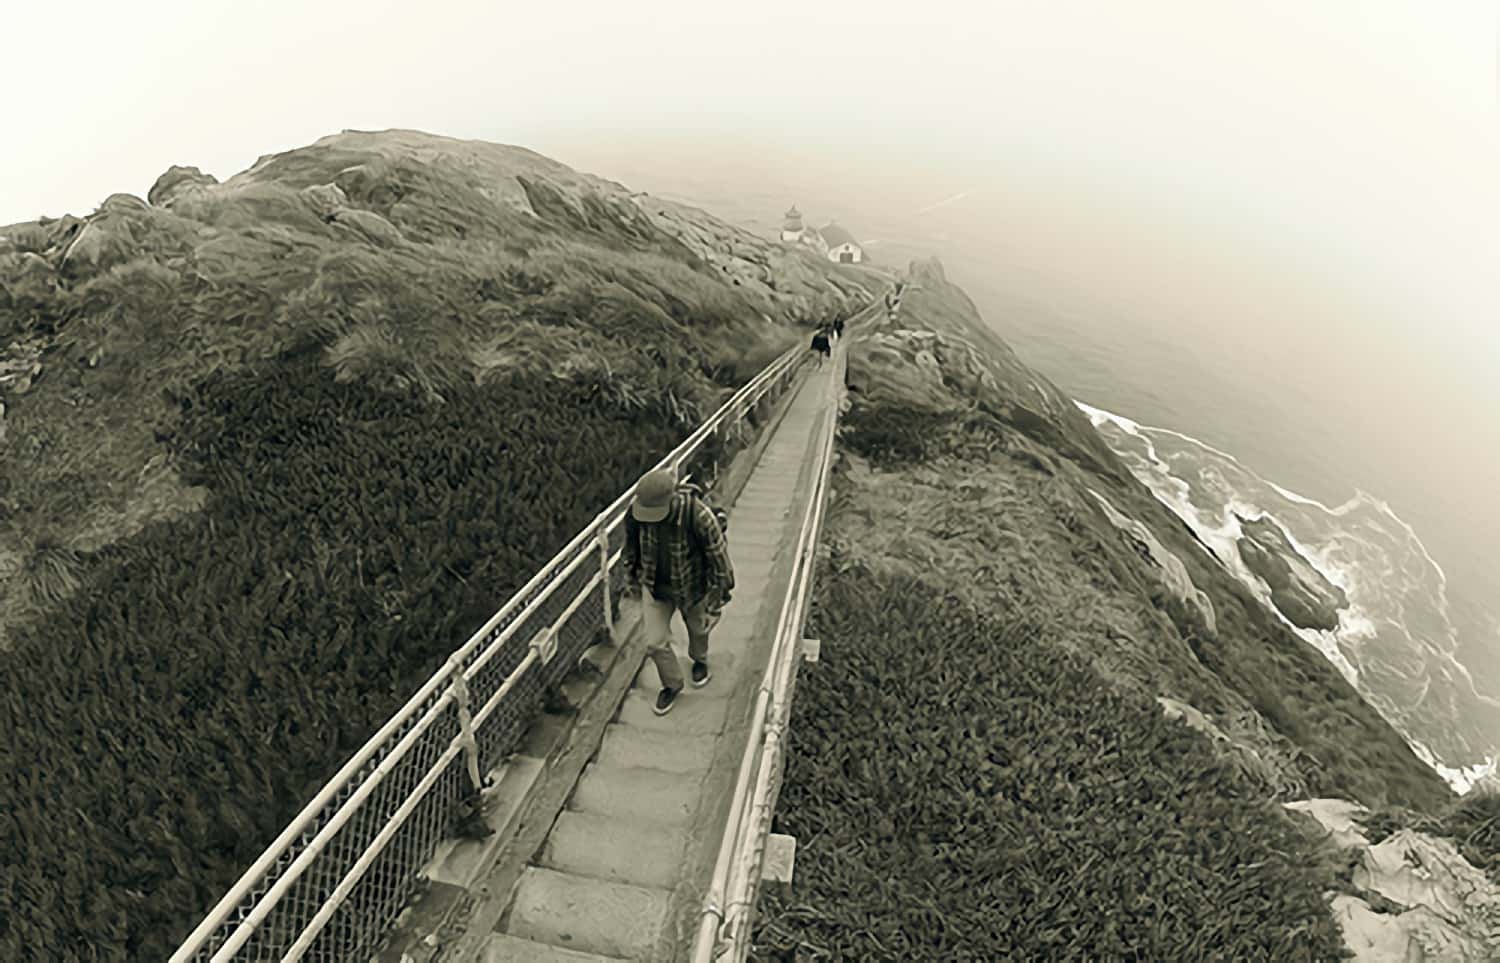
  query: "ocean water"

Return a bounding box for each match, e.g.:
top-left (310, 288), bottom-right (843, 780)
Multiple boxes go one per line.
top-left (1077, 402), bottom-right (1498, 793)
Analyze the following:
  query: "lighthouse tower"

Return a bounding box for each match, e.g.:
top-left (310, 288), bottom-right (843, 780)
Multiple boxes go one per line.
top-left (779, 204), bottom-right (805, 242)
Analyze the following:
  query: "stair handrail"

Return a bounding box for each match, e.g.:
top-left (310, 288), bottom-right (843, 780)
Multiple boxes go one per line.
top-left (170, 336), bottom-right (812, 962)
top-left (691, 324), bottom-right (852, 961)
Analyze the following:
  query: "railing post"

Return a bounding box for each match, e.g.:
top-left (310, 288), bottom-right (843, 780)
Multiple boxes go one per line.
top-left (446, 657), bottom-right (484, 793)
top-left (598, 527), bottom-right (613, 636)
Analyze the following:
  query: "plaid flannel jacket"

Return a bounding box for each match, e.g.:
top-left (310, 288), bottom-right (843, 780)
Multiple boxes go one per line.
top-left (624, 493), bottom-right (735, 607)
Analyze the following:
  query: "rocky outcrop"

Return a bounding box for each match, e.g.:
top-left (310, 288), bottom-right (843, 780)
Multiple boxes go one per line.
top-left (1236, 514), bottom-right (1348, 631)
top-left (298, 182), bottom-right (348, 216)
top-left (326, 207), bottom-right (405, 246)
top-left (148, 165), bottom-right (219, 208)
top-left (1158, 697), bottom-right (1309, 797)
top-left (1091, 489), bottom-right (1217, 637)
top-left (100, 193), bottom-right (149, 213)
top-left (629, 193), bottom-right (877, 323)
top-left (0, 252), bottom-right (59, 312)
top-left (0, 338), bottom-right (45, 397)
top-left (1288, 799), bottom-right (1500, 960)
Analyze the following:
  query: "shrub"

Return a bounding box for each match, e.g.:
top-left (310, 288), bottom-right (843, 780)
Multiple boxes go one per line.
top-left (0, 358), bottom-right (688, 960)
top-left (753, 567), bottom-right (1351, 961)
top-left (840, 403), bottom-right (955, 468)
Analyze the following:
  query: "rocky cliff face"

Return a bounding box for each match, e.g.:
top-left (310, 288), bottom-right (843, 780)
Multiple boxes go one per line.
top-left (839, 257), bottom-right (1453, 814)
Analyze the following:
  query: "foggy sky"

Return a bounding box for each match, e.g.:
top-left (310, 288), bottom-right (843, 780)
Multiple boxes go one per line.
top-left (9, 0), bottom-right (1500, 471)
top-left (11, 1), bottom-right (1497, 355)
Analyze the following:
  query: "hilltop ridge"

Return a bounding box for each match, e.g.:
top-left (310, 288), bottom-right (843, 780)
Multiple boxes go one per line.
top-left (0, 129), bottom-right (881, 960)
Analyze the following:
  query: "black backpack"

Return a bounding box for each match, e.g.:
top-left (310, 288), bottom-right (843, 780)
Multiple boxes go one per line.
top-left (676, 477), bottom-right (729, 540)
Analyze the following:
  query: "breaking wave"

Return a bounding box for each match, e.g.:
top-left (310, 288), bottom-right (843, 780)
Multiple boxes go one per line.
top-left (1077, 401), bottom-right (1500, 795)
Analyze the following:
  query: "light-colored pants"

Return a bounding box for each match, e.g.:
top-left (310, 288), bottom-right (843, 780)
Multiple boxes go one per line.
top-left (641, 589), bottom-right (715, 691)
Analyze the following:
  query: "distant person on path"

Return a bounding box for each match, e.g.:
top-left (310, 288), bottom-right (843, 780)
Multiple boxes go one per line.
top-left (810, 330), bottom-right (831, 367)
top-left (625, 469), bottom-right (735, 716)
top-left (834, 317), bottom-right (846, 339)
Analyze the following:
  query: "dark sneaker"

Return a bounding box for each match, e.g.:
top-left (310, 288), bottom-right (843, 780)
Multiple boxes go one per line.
top-left (654, 686), bottom-right (680, 715)
top-left (691, 660), bottom-right (711, 687)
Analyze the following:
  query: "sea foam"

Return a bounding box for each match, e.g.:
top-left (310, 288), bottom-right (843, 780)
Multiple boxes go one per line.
top-left (1076, 401), bottom-right (1499, 795)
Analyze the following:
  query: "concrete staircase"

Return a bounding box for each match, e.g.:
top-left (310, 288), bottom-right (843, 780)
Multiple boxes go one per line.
top-left (474, 367), bottom-right (834, 962)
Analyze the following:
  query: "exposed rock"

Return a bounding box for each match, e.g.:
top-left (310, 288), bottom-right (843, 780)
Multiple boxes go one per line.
top-left (327, 207), bottom-right (405, 246)
top-left (910, 256), bottom-right (946, 285)
top-left (1285, 798), bottom-right (1372, 849)
top-left (0, 338), bottom-right (45, 395)
top-left (868, 263), bottom-right (1126, 480)
top-left (1158, 696), bottom-right (1307, 796)
top-left (1287, 799), bottom-right (1500, 960)
top-left (850, 328), bottom-right (1004, 420)
top-left (1236, 513), bottom-right (1348, 631)
top-left (1090, 489), bottom-right (1217, 636)
top-left (1157, 696), bottom-right (1230, 742)
top-left (148, 165), bottom-right (219, 208)
top-left (300, 182), bottom-right (349, 216)
top-left (99, 193), bottom-right (149, 213)
top-left (0, 251), bottom-right (59, 307)
top-left (59, 211), bottom-right (154, 275)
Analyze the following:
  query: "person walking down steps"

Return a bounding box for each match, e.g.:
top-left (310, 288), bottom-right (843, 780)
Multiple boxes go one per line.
top-left (810, 329), bottom-right (832, 368)
top-left (624, 469), bottom-right (736, 715)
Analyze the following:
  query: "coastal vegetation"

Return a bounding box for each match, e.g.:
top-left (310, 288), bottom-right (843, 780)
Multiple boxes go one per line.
top-left (0, 133), bottom-right (866, 959)
top-left (755, 569), bottom-right (1352, 960)
top-left (753, 265), bottom-right (1462, 959)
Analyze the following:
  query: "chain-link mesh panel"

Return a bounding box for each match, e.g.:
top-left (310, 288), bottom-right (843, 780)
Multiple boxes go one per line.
top-left (201, 702), bottom-right (463, 961)
top-left (188, 682), bottom-right (460, 960)
top-left (294, 757), bottom-right (468, 963)
top-left (178, 345), bottom-right (818, 962)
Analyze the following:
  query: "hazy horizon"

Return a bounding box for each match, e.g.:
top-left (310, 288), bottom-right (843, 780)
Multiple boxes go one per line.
top-left (9, 0), bottom-right (1500, 768)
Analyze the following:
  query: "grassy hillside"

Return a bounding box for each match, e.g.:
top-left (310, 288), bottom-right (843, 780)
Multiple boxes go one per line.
top-left (0, 130), bottom-right (879, 960)
top-left (753, 258), bottom-right (1455, 959)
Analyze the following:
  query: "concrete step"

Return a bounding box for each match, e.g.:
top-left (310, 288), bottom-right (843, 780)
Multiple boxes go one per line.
top-left (735, 528), bottom-right (786, 547)
top-left (733, 560), bottom-right (777, 581)
top-left (732, 508), bottom-right (793, 523)
top-left (506, 866), bottom-right (669, 960)
top-left (424, 754), bottom-right (545, 887)
top-left (738, 482), bottom-right (799, 498)
top-left (617, 682), bottom-right (733, 734)
top-left (538, 809), bottom-right (691, 890)
top-left (729, 559), bottom-right (782, 577)
top-left (630, 651), bottom-right (741, 691)
top-left (596, 723), bottom-right (719, 773)
top-left (730, 515), bottom-right (788, 530)
top-left (732, 498), bottom-right (791, 513)
top-left (731, 535), bottom-right (783, 554)
top-left (479, 931), bottom-right (626, 962)
top-left (727, 577), bottom-right (773, 604)
top-left (569, 758), bottom-right (705, 827)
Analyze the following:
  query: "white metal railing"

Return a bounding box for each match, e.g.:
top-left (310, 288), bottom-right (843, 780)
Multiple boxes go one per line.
top-left (692, 337), bottom-right (848, 962)
top-left (170, 338), bottom-right (815, 963)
